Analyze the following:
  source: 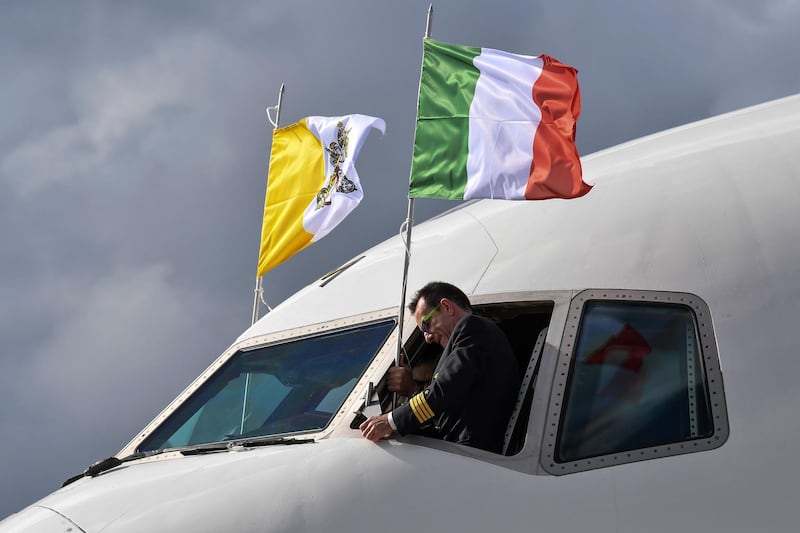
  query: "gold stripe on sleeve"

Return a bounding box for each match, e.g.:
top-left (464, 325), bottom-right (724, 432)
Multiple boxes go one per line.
top-left (409, 393), bottom-right (435, 423)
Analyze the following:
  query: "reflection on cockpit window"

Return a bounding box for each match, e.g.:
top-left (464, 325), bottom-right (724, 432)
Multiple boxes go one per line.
top-left (557, 301), bottom-right (712, 462)
top-left (138, 319), bottom-right (395, 451)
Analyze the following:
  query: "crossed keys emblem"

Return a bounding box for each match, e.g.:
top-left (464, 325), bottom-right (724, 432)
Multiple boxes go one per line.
top-left (316, 121), bottom-right (357, 210)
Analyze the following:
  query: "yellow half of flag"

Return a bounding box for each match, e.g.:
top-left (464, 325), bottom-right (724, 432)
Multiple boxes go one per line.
top-left (256, 114), bottom-right (385, 277)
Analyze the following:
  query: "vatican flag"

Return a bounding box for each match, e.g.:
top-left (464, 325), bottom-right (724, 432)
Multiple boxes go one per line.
top-left (256, 114), bottom-right (385, 276)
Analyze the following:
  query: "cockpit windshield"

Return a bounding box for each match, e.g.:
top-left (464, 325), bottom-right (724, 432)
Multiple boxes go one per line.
top-left (138, 319), bottom-right (395, 452)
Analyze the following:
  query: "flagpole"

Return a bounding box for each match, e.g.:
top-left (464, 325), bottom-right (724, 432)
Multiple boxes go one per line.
top-left (394, 5), bottom-right (433, 406)
top-left (252, 83), bottom-right (285, 326)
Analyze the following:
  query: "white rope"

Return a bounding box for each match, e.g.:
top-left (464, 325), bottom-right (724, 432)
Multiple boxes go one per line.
top-left (266, 105), bottom-right (279, 128)
top-left (399, 219), bottom-right (413, 258)
top-left (259, 290), bottom-right (273, 312)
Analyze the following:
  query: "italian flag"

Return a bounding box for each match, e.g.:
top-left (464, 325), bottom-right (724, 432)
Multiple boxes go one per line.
top-left (257, 114), bottom-right (385, 277)
top-left (409, 39), bottom-right (591, 201)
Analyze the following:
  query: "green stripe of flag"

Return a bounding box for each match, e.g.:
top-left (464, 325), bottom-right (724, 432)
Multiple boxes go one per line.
top-left (409, 39), bottom-right (481, 200)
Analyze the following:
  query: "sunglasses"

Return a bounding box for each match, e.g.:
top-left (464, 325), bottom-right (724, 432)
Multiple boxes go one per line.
top-left (420, 302), bottom-right (441, 334)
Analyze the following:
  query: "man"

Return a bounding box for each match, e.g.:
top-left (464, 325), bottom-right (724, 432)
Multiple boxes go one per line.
top-left (360, 281), bottom-right (521, 454)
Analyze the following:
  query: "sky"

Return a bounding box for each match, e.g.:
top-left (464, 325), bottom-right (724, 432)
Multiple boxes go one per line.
top-left (1, 0), bottom-right (798, 519)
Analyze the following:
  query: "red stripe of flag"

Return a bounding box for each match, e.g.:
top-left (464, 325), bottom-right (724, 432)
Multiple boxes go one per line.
top-left (526, 55), bottom-right (592, 200)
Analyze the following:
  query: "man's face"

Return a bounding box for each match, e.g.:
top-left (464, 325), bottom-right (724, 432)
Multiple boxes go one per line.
top-left (414, 296), bottom-right (454, 348)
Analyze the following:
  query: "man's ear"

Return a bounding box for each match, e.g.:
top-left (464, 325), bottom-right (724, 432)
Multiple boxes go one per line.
top-left (441, 298), bottom-right (453, 315)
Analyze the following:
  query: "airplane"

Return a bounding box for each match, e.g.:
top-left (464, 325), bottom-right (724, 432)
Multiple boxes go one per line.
top-left (2, 92), bottom-right (799, 532)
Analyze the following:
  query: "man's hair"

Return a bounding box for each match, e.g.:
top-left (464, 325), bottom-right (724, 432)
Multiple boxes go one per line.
top-left (408, 281), bottom-right (472, 313)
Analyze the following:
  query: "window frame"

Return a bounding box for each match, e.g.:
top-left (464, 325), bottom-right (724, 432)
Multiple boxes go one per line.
top-left (119, 308), bottom-right (399, 457)
top-left (541, 289), bottom-right (729, 475)
top-left (135, 318), bottom-right (396, 451)
top-left (386, 290), bottom-right (570, 474)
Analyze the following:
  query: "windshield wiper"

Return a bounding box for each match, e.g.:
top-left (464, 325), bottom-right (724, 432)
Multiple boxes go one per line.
top-left (181, 436), bottom-right (315, 456)
top-left (62, 449), bottom-right (167, 487)
top-left (61, 437), bottom-right (315, 486)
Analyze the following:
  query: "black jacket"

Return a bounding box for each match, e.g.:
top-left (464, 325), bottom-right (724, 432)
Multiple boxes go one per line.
top-left (393, 314), bottom-right (521, 453)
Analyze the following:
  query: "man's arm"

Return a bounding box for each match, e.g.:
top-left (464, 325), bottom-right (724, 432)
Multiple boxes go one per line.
top-left (392, 318), bottom-right (487, 435)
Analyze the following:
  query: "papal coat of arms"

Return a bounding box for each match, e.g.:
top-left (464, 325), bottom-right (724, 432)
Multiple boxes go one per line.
top-left (316, 121), bottom-right (357, 210)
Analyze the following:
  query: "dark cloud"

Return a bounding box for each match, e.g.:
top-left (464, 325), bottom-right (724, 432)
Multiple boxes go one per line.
top-left (1, 0), bottom-right (798, 519)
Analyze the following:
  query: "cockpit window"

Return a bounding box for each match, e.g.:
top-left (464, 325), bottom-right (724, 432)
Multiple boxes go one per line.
top-left (138, 319), bottom-right (395, 451)
top-left (542, 290), bottom-right (729, 475)
top-left (556, 301), bottom-right (712, 462)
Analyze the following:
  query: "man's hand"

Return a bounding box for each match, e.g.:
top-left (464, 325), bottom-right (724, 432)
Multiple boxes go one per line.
top-left (386, 366), bottom-right (418, 397)
top-left (360, 414), bottom-right (393, 442)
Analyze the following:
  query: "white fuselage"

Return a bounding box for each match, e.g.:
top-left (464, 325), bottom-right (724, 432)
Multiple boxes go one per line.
top-left (2, 94), bottom-right (799, 532)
